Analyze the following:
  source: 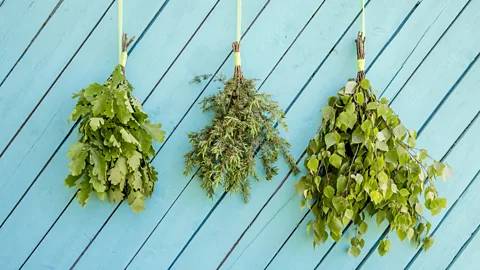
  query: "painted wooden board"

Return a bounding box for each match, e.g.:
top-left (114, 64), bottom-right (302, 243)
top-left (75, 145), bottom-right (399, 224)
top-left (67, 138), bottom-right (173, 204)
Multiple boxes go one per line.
top-left (450, 224), bottom-right (480, 270)
top-left (0, 0), bottom-right (478, 269)
top-left (0, 0), bottom-right (171, 225)
top-left (224, 0), bottom-right (480, 269)
top-left (0, 0), bottom-right (114, 152)
top-left (0, 0), bottom-right (60, 83)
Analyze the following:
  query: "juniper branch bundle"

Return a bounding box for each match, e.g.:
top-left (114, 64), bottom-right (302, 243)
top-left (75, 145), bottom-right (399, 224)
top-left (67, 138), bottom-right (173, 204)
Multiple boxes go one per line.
top-left (65, 34), bottom-right (166, 213)
top-left (185, 42), bottom-right (299, 202)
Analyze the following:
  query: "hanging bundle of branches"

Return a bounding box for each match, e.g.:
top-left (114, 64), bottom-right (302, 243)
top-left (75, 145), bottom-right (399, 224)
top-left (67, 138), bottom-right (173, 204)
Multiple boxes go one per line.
top-left (184, 1), bottom-right (298, 202)
top-left (65, 30), bottom-right (165, 213)
top-left (296, 28), bottom-right (452, 256)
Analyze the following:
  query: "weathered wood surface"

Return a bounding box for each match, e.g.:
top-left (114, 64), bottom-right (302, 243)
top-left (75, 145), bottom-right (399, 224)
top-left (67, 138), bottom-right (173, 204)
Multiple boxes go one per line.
top-left (0, 0), bottom-right (478, 269)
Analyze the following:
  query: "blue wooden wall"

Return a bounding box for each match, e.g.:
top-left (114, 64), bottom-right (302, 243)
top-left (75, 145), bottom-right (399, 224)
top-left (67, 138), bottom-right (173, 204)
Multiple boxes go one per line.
top-left (0, 0), bottom-right (479, 269)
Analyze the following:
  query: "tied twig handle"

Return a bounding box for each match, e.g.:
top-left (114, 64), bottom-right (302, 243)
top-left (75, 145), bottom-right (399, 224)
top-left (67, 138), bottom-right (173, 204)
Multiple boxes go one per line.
top-left (120, 33), bottom-right (135, 75)
top-left (232, 42), bottom-right (243, 79)
top-left (356, 32), bottom-right (366, 82)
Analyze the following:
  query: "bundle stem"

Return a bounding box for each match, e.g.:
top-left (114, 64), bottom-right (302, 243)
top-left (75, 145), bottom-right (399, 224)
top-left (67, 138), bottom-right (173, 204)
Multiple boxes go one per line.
top-left (356, 32), bottom-right (366, 82)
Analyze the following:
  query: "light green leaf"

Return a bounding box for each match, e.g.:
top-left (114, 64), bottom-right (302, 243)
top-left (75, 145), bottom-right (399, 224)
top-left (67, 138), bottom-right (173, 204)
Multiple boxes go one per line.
top-left (324, 185), bottom-right (335, 199)
top-left (127, 150), bottom-right (143, 171)
top-left (325, 133), bottom-right (338, 149)
top-left (370, 190), bottom-right (383, 204)
top-left (143, 121), bottom-right (166, 143)
top-left (120, 128), bottom-right (140, 145)
top-left (336, 176), bottom-right (347, 193)
top-left (329, 154), bottom-right (342, 169)
top-left (89, 117), bottom-right (104, 131)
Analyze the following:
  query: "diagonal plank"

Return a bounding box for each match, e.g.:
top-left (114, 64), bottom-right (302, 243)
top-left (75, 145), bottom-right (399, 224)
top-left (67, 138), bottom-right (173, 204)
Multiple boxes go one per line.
top-left (219, 0), bottom-right (435, 268)
top-left (0, 0), bottom-right (171, 225)
top-left (19, 0), bottom-right (234, 268)
top-left (71, 1), bottom-right (329, 269)
top-left (352, 3), bottom-right (480, 268)
top-left (408, 167), bottom-right (480, 268)
top-left (15, 1), bottom-right (270, 269)
top-left (225, 0), bottom-right (476, 268)
top-left (125, 0), bottom-right (361, 269)
top-left (448, 219), bottom-right (480, 270)
top-left (0, 0), bottom-right (114, 152)
top-left (0, 0), bottom-right (203, 268)
top-left (162, 0), bottom-right (411, 269)
top-left (319, 58), bottom-right (480, 270)
top-left (0, 0), bottom-right (61, 84)
top-left (315, 0), bottom-right (474, 268)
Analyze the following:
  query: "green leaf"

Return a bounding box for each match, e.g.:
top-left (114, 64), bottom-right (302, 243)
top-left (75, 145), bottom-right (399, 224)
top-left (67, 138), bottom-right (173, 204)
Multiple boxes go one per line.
top-left (370, 190), bottom-right (383, 204)
top-left (415, 203), bottom-right (423, 215)
top-left (376, 210), bottom-right (386, 226)
top-left (360, 79), bottom-right (370, 89)
top-left (349, 246), bottom-right (361, 257)
top-left (322, 106), bottom-right (335, 122)
top-left (352, 127), bottom-right (365, 144)
top-left (143, 121), bottom-right (166, 143)
top-left (345, 81), bottom-right (357, 95)
top-left (89, 117), bottom-right (104, 131)
top-left (127, 150), bottom-right (143, 171)
top-left (332, 196), bottom-right (347, 213)
top-left (366, 102), bottom-right (377, 110)
top-left (76, 179), bottom-right (92, 207)
top-left (376, 141), bottom-right (389, 152)
top-left (393, 124), bottom-right (407, 139)
top-left (399, 188), bottom-right (410, 197)
top-left (345, 209), bottom-right (354, 220)
top-left (324, 185), bottom-right (335, 199)
top-left (108, 157), bottom-right (127, 185)
top-left (65, 174), bottom-right (81, 188)
top-left (355, 92), bottom-right (365, 105)
top-left (120, 128), bottom-right (140, 145)
top-left (377, 104), bottom-right (389, 117)
top-left (84, 83), bottom-right (104, 96)
top-left (325, 133), bottom-right (338, 149)
top-left (68, 150), bottom-right (88, 176)
top-left (422, 236), bottom-right (434, 251)
top-left (336, 176), bottom-right (347, 193)
top-left (359, 221), bottom-right (368, 235)
top-left (329, 154), bottom-right (342, 169)
top-left (397, 229), bottom-right (407, 242)
top-left (295, 178), bottom-right (306, 196)
top-left (328, 215), bottom-right (343, 236)
top-left (407, 228), bottom-right (414, 241)
top-left (378, 239), bottom-right (391, 256)
top-left (90, 149), bottom-right (107, 182)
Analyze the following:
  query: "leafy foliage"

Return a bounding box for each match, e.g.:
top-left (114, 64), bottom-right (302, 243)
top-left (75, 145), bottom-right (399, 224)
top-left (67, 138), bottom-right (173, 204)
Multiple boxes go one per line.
top-left (296, 78), bottom-right (452, 256)
top-left (65, 65), bottom-right (165, 213)
top-left (185, 74), bottom-right (299, 202)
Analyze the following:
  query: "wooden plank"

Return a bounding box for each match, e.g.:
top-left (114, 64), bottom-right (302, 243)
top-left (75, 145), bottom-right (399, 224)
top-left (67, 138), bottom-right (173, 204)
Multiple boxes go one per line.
top-left (0, 0), bottom-right (168, 223)
top-left (449, 223), bottom-right (480, 270)
top-left (72, 0), bottom-right (329, 269)
top-left (352, 1), bottom-right (480, 267)
top-left (0, 0), bottom-right (192, 268)
top-left (319, 57), bottom-right (480, 270)
top-left (127, 0), bottom-right (362, 269)
top-left (227, 0), bottom-right (477, 268)
top-left (360, 115), bottom-right (480, 269)
top-left (0, 0), bottom-right (113, 151)
top-left (0, 0), bottom-right (60, 82)
top-left (15, 0), bottom-right (268, 269)
top-left (409, 169), bottom-right (480, 269)
top-left (219, 0), bottom-right (432, 268)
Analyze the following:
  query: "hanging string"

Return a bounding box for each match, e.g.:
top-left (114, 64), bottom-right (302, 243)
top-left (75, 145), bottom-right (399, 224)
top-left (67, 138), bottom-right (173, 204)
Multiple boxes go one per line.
top-left (233, 0), bottom-right (242, 67)
top-left (356, 0), bottom-right (366, 81)
top-left (233, 0), bottom-right (243, 78)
